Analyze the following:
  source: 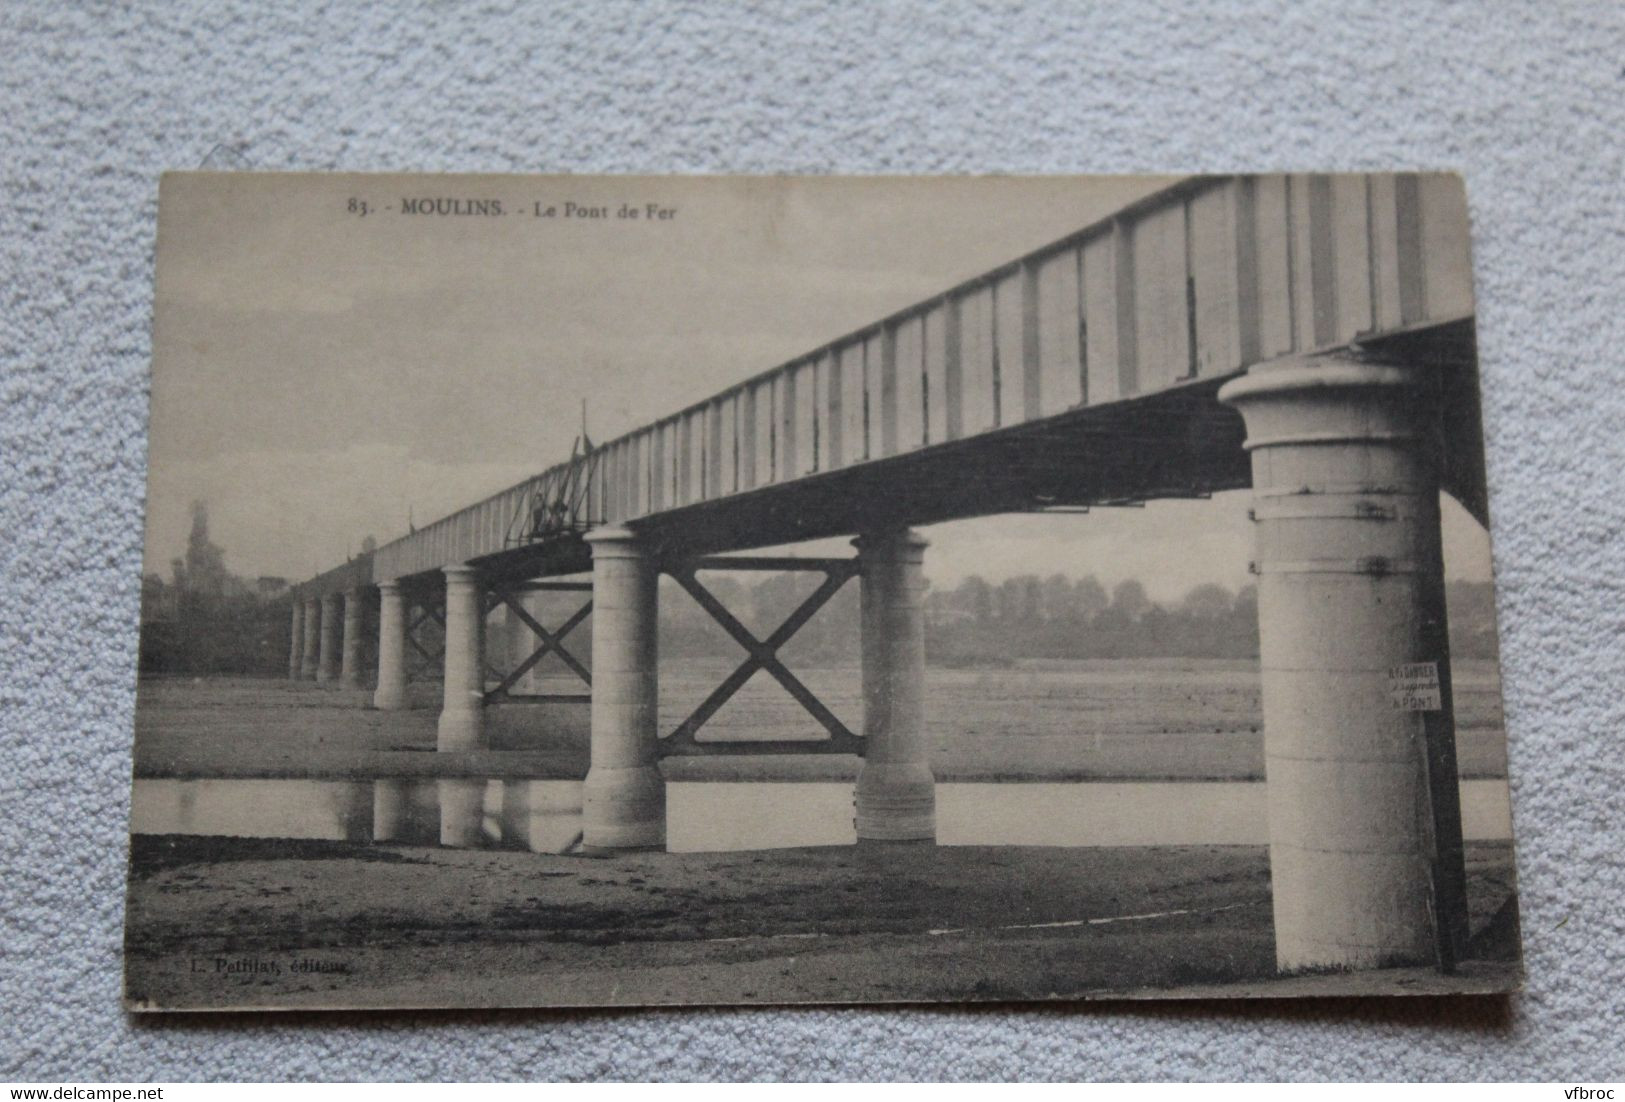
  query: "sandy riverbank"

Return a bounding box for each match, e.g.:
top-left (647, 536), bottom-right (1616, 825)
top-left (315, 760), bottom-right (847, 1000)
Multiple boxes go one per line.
top-left (124, 837), bottom-right (1519, 1011)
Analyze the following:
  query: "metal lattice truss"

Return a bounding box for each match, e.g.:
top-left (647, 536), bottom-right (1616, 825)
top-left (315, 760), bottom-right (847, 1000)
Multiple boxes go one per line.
top-left (483, 582), bottom-right (593, 705)
top-left (660, 556), bottom-right (863, 758)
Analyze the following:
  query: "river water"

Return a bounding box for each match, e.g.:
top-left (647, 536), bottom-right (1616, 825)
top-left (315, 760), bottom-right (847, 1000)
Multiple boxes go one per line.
top-left (130, 776), bottom-right (1514, 854)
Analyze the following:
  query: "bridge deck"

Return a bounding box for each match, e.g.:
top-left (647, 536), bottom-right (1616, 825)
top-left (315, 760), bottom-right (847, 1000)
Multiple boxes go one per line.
top-left (300, 173), bottom-right (1477, 596)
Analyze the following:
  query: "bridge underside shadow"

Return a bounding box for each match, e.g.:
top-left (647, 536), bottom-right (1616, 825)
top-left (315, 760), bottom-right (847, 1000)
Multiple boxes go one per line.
top-left (435, 318), bottom-right (1483, 589)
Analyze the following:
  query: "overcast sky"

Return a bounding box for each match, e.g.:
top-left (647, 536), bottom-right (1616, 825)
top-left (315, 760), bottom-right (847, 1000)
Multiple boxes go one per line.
top-left (145, 172), bottom-right (1492, 602)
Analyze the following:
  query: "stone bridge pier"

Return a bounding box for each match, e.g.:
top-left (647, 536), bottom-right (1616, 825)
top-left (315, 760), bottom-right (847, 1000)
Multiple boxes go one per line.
top-left (854, 529), bottom-right (935, 844)
top-left (299, 601), bottom-right (320, 679)
top-left (435, 564), bottom-right (486, 753)
top-left (316, 592), bottom-right (343, 683)
top-left (287, 599), bottom-right (305, 679)
top-left (299, 596), bottom-right (320, 680)
top-left (581, 527), bottom-right (664, 851)
top-left (432, 564), bottom-right (488, 847)
top-left (340, 585), bottom-right (367, 689)
top-left (373, 579), bottom-right (409, 711)
top-left (1220, 354), bottom-right (1467, 974)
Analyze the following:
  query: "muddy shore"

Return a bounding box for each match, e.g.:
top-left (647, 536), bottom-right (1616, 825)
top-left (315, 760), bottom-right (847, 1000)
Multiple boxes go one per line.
top-left (125, 837), bottom-right (1519, 1011)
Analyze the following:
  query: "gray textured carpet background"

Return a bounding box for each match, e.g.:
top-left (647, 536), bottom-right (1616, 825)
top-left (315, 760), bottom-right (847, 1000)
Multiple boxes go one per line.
top-left (3, 0), bottom-right (1622, 1082)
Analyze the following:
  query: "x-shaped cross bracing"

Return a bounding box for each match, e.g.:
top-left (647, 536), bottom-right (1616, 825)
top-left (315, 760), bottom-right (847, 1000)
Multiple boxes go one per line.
top-left (660, 556), bottom-right (863, 758)
top-left (404, 597), bottom-right (444, 679)
top-left (484, 582), bottom-right (593, 704)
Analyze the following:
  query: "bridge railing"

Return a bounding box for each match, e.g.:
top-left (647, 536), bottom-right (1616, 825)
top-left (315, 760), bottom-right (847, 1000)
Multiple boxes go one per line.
top-left (367, 172), bottom-right (1473, 586)
top-left (373, 476), bottom-right (544, 582)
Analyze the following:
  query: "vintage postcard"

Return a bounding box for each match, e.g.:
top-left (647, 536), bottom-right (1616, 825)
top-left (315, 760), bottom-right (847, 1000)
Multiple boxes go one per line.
top-left (125, 172), bottom-right (1520, 1011)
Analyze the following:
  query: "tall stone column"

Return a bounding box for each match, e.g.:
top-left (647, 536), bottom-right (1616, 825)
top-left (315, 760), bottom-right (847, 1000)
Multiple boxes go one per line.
top-left (287, 599), bottom-right (305, 679)
top-left (436, 565), bottom-right (486, 751)
top-left (854, 528), bottom-right (936, 842)
top-left (317, 592), bottom-right (343, 683)
top-left (340, 585), bottom-right (367, 689)
top-left (373, 579), bottom-right (409, 710)
top-left (300, 597), bottom-right (321, 679)
top-left (1219, 356), bottom-right (1466, 973)
top-left (582, 526), bottom-right (664, 850)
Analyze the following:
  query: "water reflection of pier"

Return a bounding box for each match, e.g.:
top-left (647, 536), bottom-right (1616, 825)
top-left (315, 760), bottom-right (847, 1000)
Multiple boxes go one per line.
top-left (133, 776), bottom-right (1514, 855)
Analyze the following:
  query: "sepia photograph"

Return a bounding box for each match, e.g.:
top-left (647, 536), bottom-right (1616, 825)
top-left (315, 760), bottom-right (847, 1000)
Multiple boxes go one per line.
top-left (123, 171), bottom-right (1522, 1012)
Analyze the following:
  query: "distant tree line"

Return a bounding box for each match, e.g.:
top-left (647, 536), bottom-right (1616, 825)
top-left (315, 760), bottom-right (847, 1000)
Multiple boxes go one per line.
top-left (660, 571), bottom-right (1501, 666)
top-left (922, 575), bottom-right (1259, 666)
top-left (140, 503), bottom-right (1502, 676)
